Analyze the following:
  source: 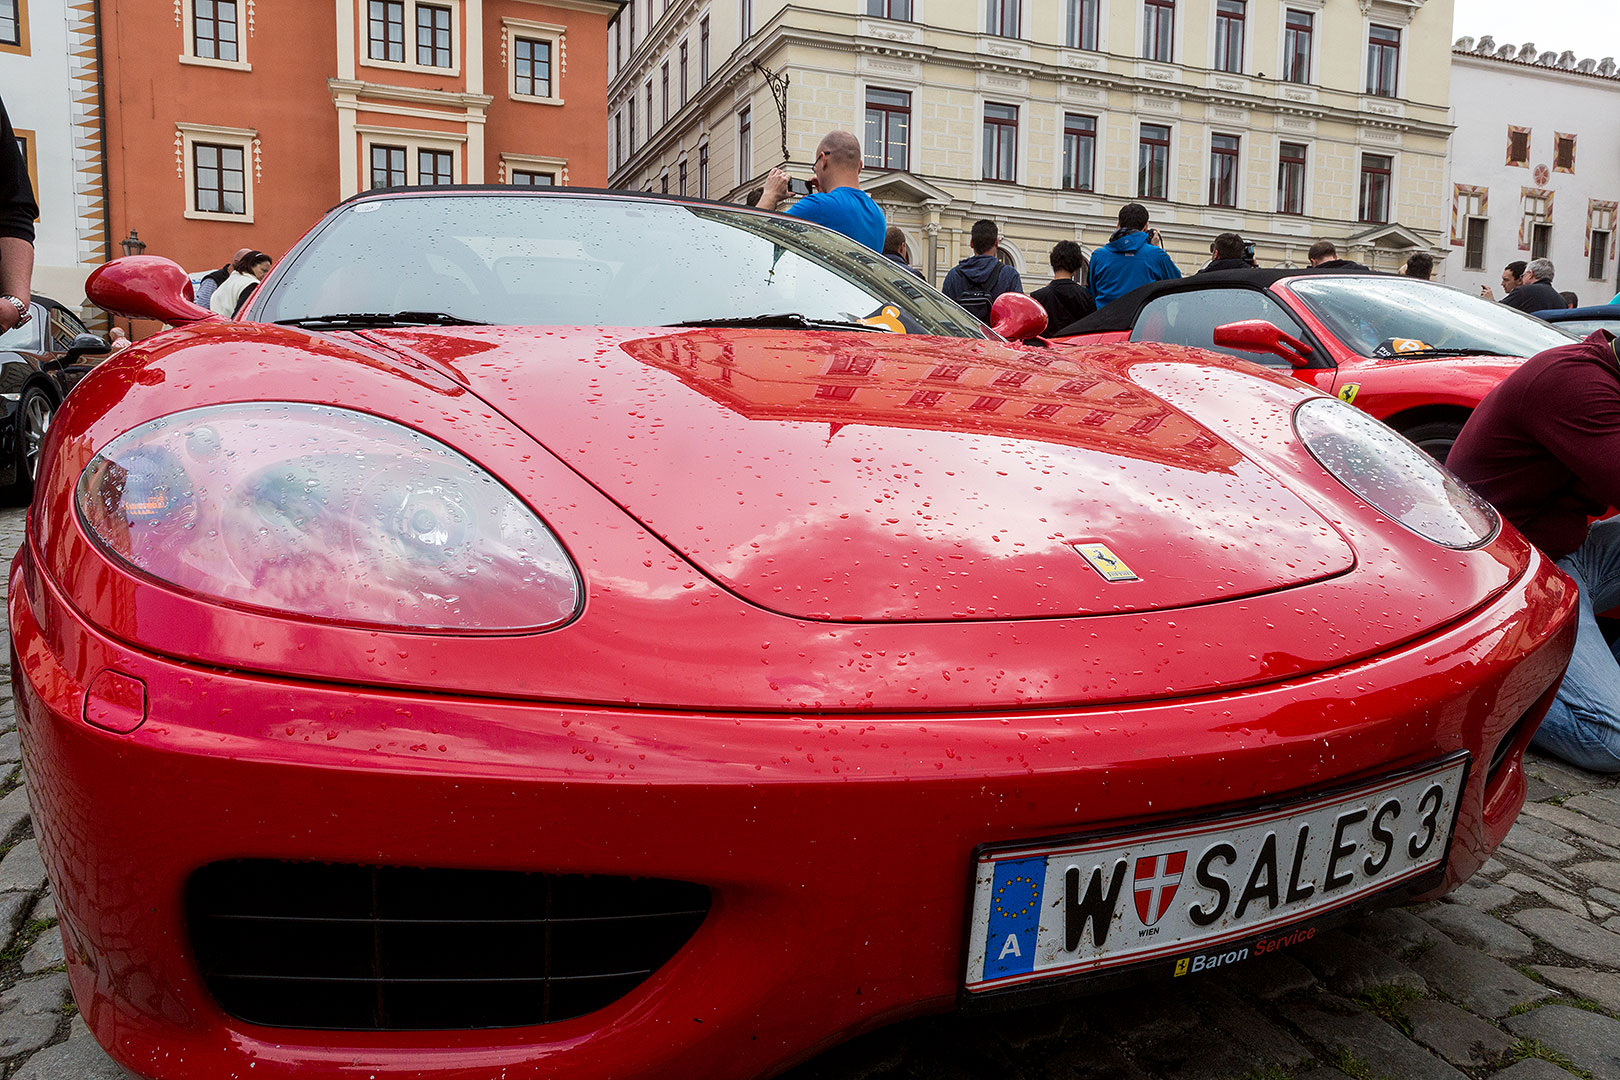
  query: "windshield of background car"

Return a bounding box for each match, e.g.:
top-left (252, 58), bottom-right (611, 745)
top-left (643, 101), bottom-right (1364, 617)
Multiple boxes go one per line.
top-left (1286, 276), bottom-right (1576, 358)
top-left (1546, 319), bottom-right (1617, 339)
top-left (256, 194), bottom-right (991, 338)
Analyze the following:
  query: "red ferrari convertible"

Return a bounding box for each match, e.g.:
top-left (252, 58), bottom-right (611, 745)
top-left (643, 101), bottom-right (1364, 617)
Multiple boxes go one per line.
top-left (1048, 269), bottom-right (1576, 461)
top-left (12, 189), bottom-right (1576, 1080)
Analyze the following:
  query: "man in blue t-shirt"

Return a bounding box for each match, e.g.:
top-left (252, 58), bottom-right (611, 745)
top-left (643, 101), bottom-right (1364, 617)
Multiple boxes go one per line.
top-left (758, 131), bottom-right (885, 252)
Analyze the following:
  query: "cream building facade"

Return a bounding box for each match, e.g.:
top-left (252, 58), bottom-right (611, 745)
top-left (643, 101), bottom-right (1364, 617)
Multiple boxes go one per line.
top-left (607, 0), bottom-right (1454, 286)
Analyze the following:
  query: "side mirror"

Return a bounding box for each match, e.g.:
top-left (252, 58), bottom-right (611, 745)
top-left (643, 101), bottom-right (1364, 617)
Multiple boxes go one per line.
top-left (990, 292), bottom-right (1048, 342)
top-left (1212, 319), bottom-right (1314, 369)
top-left (86, 256), bottom-right (218, 326)
top-left (63, 332), bottom-right (112, 361)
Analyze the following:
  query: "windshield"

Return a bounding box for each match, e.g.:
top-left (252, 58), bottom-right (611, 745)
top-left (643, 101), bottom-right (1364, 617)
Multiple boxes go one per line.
top-left (256, 194), bottom-right (989, 338)
top-left (1286, 276), bottom-right (1576, 358)
top-left (1546, 319), bottom-right (1616, 339)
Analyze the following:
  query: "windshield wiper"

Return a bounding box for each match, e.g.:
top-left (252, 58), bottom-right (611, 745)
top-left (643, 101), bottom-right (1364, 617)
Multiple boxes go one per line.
top-left (666, 313), bottom-right (887, 332)
top-left (1380, 346), bottom-right (1518, 358)
top-left (276, 311), bottom-right (488, 330)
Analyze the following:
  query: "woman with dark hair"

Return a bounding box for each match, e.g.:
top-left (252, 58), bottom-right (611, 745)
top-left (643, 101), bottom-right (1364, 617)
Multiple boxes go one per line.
top-left (209, 249), bottom-right (273, 319)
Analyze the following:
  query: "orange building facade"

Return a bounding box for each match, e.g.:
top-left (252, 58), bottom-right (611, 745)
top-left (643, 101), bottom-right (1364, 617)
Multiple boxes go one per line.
top-left (100, 0), bottom-right (619, 276)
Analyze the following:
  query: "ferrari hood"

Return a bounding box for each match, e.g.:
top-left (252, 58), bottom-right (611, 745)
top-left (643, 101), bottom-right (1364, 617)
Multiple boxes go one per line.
top-left (372, 327), bottom-right (1355, 622)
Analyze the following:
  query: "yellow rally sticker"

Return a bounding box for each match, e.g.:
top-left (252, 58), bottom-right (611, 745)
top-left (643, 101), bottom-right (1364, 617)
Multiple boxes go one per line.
top-left (1074, 543), bottom-right (1139, 583)
top-left (1337, 382), bottom-right (1361, 404)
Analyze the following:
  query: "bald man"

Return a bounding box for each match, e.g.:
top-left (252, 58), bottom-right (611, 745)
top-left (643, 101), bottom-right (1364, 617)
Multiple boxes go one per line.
top-left (758, 131), bottom-right (885, 251)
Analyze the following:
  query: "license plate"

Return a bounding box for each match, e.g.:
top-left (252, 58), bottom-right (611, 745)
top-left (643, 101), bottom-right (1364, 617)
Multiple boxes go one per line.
top-left (963, 755), bottom-right (1468, 996)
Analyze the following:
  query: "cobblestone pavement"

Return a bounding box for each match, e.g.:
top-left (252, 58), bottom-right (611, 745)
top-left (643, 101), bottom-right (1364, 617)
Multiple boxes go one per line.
top-left (0, 500), bottom-right (1616, 1079)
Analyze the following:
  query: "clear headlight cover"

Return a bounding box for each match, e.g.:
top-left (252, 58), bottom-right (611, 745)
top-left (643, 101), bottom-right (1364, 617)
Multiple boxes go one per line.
top-left (1293, 397), bottom-right (1497, 550)
top-left (76, 403), bottom-right (581, 631)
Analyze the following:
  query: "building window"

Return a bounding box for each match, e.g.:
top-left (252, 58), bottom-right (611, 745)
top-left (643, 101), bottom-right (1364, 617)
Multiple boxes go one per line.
top-left (867, 0), bottom-right (912, 18)
top-left (419, 148), bottom-right (453, 185)
top-left (904, 390), bottom-right (944, 408)
top-left (699, 17), bottom-right (710, 81)
top-left (982, 103), bottom-right (1018, 182)
top-left (816, 384), bottom-right (857, 401)
top-left (698, 143), bottom-right (709, 196)
top-left (1283, 9), bottom-right (1311, 83)
top-left (194, 142), bottom-right (246, 214)
top-left (679, 159), bottom-right (687, 194)
top-left (1521, 187), bottom-right (1552, 253)
top-left (679, 41), bottom-right (688, 106)
top-left (1213, 0), bottom-right (1243, 73)
top-left (1530, 222), bottom-right (1552, 260)
top-left (194, 0), bottom-right (238, 61)
top-left (968, 396), bottom-right (1006, 411)
top-left (416, 4), bottom-right (451, 66)
top-left (1366, 24), bottom-right (1399, 97)
top-left (1506, 126), bottom-right (1530, 167)
top-left (927, 363), bottom-right (968, 381)
top-left (1062, 113), bottom-right (1095, 191)
top-left (661, 172), bottom-right (669, 193)
top-left (829, 355), bottom-right (875, 375)
top-left (1554, 133), bottom-right (1576, 174)
top-left (0, 0), bottom-right (20, 48)
top-left (1277, 140), bottom-right (1306, 215)
top-left (661, 62), bottom-right (670, 123)
top-left (513, 36), bottom-right (553, 98)
top-left (1066, 0), bottom-right (1097, 49)
top-left (1464, 217), bottom-right (1487, 270)
top-left (741, 0), bottom-right (751, 37)
top-left (1209, 133), bottom-right (1239, 207)
top-left (614, 113), bottom-right (623, 166)
top-left (1359, 153), bottom-right (1391, 224)
top-left (512, 169), bottom-right (555, 185)
top-left (628, 3), bottom-right (636, 55)
top-left (645, 81), bottom-right (653, 137)
top-left (368, 0), bottom-right (405, 62)
top-left (371, 144), bottom-right (408, 189)
top-left (1027, 403), bottom-right (1063, 420)
top-left (738, 106), bottom-right (751, 182)
top-left (1138, 123), bottom-right (1170, 200)
top-left (986, 0), bottom-right (1019, 37)
top-left (864, 89), bottom-right (910, 170)
top-left (629, 99), bottom-right (637, 149)
top-left (1142, 0), bottom-right (1173, 62)
top-left (1591, 230), bottom-right (1611, 280)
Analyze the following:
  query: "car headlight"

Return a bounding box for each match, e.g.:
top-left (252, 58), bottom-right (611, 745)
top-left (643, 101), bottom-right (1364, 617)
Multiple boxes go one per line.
top-left (75, 403), bottom-right (581, 631)
top-left (1293, 397), bottom-right (1497, 550)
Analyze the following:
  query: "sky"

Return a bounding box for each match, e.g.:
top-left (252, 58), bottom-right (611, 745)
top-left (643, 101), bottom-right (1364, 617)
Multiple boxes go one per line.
top-left (1451, 0), bottom-right (1620, 63)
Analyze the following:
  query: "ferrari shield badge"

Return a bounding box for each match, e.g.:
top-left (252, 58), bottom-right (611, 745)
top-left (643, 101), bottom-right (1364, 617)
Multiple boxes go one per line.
top-left (1337, 383), bottom-right (1361, 404)
top-left (1073, 543), bottom-right (1138, 583)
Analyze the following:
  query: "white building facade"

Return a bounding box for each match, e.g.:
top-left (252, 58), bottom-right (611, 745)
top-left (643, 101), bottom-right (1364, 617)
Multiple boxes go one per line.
top-left (1442, 38), bottom-right (1620, 306)
top-left (0, 0), bottom-right (107, 310)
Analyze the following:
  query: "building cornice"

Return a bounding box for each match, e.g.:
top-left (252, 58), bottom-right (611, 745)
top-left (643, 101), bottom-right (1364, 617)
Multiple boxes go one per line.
top-left (328, 78), bottom-right (495, 111)
top-left (1452, 49), bottom-right (1620, 87)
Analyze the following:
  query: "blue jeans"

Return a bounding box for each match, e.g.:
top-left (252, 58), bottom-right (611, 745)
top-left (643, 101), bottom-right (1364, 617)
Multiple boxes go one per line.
top-left (1530, 517), bottom-right (1620, 772)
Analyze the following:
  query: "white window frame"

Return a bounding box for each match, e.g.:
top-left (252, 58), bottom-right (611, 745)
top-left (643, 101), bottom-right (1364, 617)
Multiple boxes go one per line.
top-left (359, 127), bottom-right (465, 187)
top-left (179, 0), bottom-right (250, 70)
top-left (1064, 0), bottom-right (1102, 51)
top-left (362, 0), bottom-right (462, 77)
top-left (1275, 0), bottom-right (1322, 86)
top-left (1139, 0), bottom-right (1179, 64)
top-left (504, 18), bottom-right (565, 105)
top-left (1357, 149), bottom-right (1397, 225)
top-left (1054, 106), bottom-right (1100, 193)
top-left (1274, 136), bottom-right (1310, 216)
top-left (1206, 129), bottom-right (1241, 209)
top-left (501, 151), bottom-right (568, 186)
top-left (178, 122), bottom-right (257, 222)
top-left (976, 97), bottom-right (1025, 185)
top-left (1136, 119), bottom-right (1174, 201)
top-left (1361, 16), bottom-right (1404, 100)
top-left (1208, 0), bottom-right (1248, 74)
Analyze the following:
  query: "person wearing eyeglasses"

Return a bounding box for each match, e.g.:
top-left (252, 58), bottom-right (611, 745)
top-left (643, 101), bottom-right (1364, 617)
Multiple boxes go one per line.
top-left (757, 131), bottom-right (885, 252)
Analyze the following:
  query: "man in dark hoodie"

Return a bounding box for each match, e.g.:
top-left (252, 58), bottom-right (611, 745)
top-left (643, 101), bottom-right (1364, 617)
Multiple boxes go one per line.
top-left (1087, 203), bottom-right (1180, 307)
top-left (942, 219), bottom-right (1022, 322)
top-left (1449, 328), bottom-right (1620, 772)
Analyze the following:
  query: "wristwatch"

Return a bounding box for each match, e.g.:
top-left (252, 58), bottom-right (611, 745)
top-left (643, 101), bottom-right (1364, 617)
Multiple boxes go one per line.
top-left (0, 296), bottom-right (29, 327)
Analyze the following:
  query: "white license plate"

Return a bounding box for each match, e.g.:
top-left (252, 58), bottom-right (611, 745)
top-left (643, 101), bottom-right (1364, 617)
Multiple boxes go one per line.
top-left (964, 755), bottom-right (1468, 995)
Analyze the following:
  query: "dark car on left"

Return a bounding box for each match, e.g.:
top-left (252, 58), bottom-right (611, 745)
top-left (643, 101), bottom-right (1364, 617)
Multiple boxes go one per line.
top-left (0, 295), bottom-right (111, 502)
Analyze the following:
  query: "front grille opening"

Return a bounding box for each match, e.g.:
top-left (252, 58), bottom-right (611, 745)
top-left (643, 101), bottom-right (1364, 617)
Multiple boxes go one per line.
top-left (1486, 706), bottom-right (1538, 790)
top-left (188, 860), bottom-right (710, 1031)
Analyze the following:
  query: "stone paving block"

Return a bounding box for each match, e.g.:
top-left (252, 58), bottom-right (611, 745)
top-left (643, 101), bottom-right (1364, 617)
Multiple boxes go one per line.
top-left (0, 838), bottom-right (46, 892)
top-left (1294, 1071), bottom-right (1355, 1080)
top-left (1509, 908), bottom-right (1620, 967)
top-left (1501, 824), bottom-right (1581, 864)
top-left (1347, 907), bottom-right (1449, 955)
top-left (21, 925), bottom-right (64, 973)
top-left (1531, 966), bottom-right (1620, 1015)
top-left (1608, 916), bottom-right (1620, 935)
top-left (1492, 1059), bottom-right (1591, 1080)
top-left (1568, 793), bottom-right (1620, 828)
top-left (1521, 801), bottom-right (1620, 849)
top-left (11, 1035), bottom-right (143, 1080)
top-left (1096, 987), bottom-right (1203, 1041)
top-left (1571, 861), bottom-right (1620, 892)
top-left (1596, 887), bottom-right (1620, 910)
top-left (1446, 879), bottom-right (1519, 913)
top-left (0, 972), bottom-right (70, 1058)
top-left (1405, 997), bottom-right (1516, 1068)
top-left (0, 888), bottom-right (30, 946)
top-left (0, 729), bottom-right (17, 765)
top-left (1215, 950), bottom-right (1318, 1002)
top-left (1289, 1002), bottom-right (1469, 1080)
top-left (1498, 873), bottom-right (1590, 917)
top-left (1193, 984), bottom-right (1314, 1070)
top-left (1292, 928), bottom-right (1426, 997)
top-left (1410, 939), bottom-right (1553, 1018)
top-left (29, 887), bottom-right (53, 925)
top-left (1523, 774), bottom-right (1563, 804)
top-left (0, 782), bottom-right (30, 839)
top-left (1479, 855), bottom-right (1512, 879)
top-left (1523, 755), bottom-right (1605, 797)
top-left (1495, 847), bottom-right (1580, 889)
top-left (1505, 1004), bottom-right (1620, 1080)
top-left (1418, 903), bottom-right (1533, 959)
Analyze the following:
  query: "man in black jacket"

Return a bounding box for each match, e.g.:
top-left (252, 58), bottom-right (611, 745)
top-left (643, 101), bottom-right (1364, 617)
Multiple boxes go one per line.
top-left (1031, 240), bottom-right (1094, 333)
top-left (1305, 240), bottom-right (1369, 271)
top-left (1199, 232), bottom-right (1252, 274)
top-left (1498, 258), bottom-right (1565, 313)
top-left (942, 219), bottom-right (1022, 323)
top-left (0, 96), bottom-right (38, 335)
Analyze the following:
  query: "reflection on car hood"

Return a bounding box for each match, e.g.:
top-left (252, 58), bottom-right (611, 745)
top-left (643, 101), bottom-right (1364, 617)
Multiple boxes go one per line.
top-left (370, 326), bottom-right (1355, 621)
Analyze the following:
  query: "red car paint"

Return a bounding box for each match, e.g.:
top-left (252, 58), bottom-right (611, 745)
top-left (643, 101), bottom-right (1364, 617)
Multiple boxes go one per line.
top-left (13, 192), bottom-right (1578, 1080)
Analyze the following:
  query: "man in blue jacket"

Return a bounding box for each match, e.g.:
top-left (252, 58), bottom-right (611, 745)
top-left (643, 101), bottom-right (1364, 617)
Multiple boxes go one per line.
top-left (1088, 203), bottom-right (1181, 308)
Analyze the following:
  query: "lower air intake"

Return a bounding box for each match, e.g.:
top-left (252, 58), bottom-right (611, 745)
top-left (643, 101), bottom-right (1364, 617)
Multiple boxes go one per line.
top-left (188, 860), bottom-right (710, 1030)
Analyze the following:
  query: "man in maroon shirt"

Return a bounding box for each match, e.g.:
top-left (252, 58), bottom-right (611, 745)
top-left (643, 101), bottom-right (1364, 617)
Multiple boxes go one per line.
top-left (1449, 330), bottom-right (1620, 772)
